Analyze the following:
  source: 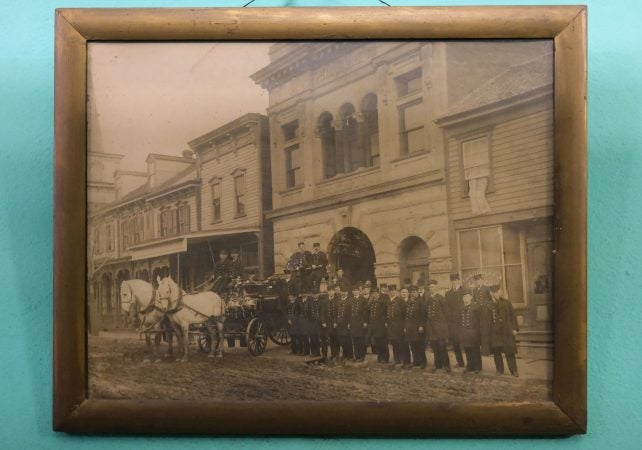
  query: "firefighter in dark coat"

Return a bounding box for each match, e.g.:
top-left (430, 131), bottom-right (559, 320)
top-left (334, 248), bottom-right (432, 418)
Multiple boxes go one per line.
top-left (313, 278), bottom-right (331, 359)
top-left (287, 293), bottom-right (303, 355)
top-left (426, 279), bottom-right (451, 372)
top-left (332, 268), bottom-right (350, 292)
top-left (488, 285), bottom-right (520, 376)
top-left (309, 243), bottom-right (328, 293)
top-left (445, 273), bottom-right (465, 368)
top-left (326, 284), bottom-right (342, 359)
top-left (334, 287), bottom-right (353, 360)
top-left (472, 273), bottom-right (493, 356)
top-left (472, 273), bottom-right (492, 304)
top-left (459, 288), bottom-right (482, 373)
top-left (386, 285), bottom-right (410, 367)
top-left (288, 242), bottom-right (312, 294)
top-left (300, 294), bottom-right (315, 356)
top-left (369, 285), bottom-right (389, 363)
top-left (349, 285), bottom-right (370, 362)
top-left (404, 285), bottom-right (427, 369)
top-left (229, 249), bottom-right (244, 279)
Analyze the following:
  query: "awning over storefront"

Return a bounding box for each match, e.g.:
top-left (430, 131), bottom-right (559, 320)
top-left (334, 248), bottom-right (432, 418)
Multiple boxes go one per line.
top-left (185, 227), bottom-right (260, 245)
top-left (127, 227), bottom-right (261, 261)
top-left (129, 237), bottom-right (187, 261)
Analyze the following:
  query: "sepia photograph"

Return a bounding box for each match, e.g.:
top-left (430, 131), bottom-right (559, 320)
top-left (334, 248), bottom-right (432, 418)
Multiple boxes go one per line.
top-left (86, 39), bottom-right (555, 404)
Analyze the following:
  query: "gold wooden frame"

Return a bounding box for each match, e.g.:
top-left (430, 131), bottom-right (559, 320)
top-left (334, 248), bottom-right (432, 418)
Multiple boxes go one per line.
top-left (53, 6), bottom-right (587, 435)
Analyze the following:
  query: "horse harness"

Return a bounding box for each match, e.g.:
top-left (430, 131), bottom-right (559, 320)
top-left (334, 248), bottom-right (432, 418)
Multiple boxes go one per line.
top-left (161, 283), bottom-right (225, 322)
top-left (137, 286), bottom-right (167, 332)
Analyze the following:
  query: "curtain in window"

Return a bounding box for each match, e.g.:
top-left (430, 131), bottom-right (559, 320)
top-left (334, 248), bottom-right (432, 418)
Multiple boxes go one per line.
top-left (468, 177), bottom-right (492, 215)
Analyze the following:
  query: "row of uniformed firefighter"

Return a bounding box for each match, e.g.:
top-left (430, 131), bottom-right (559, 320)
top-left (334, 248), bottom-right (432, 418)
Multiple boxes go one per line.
top-left (286, 273), bottom-right (520, 376)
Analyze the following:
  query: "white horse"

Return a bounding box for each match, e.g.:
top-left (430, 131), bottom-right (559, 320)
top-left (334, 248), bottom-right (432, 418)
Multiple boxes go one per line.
top-left (156, 276), bottom-right (226, 361)
top-left (119, 279), bottom-right (174, 362)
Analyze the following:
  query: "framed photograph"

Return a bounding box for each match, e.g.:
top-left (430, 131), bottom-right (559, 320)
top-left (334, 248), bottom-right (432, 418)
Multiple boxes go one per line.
top-left (53, 6), bottom-right (587, 435)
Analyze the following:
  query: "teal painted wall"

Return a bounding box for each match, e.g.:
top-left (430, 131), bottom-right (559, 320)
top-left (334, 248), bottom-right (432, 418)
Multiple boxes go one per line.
top-left (1, 0), bottom-right (639, 447)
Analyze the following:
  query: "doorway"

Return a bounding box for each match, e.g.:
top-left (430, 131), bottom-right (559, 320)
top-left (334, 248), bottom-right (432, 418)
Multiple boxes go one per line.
top-left (328, 227), bottom-right (376, 287)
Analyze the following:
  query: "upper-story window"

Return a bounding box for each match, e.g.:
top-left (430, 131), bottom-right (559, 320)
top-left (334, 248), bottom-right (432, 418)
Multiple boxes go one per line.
top-left (396, 68), bottom-right (422, 97)
top-left (462, 136), bottom-right (491, 189)
top-left (282, 121), bottom-right (302, 189)
top-left (282, 120), bottom-right (298, 141)
top-left (234, 171), bottom-right (246, 217)
top-left (461, 135), bottom-right (493, 215)
top-left (210, 180), bottom-right (222, 222)
top-left (121, 219), bottom-right (130, 250)
top-left (396, 68), bottom-right (426, 156)
top-left (362, 94), bottom-right (380, 167)
top-left (93, 227), bottom-right (102, 255)
top-left (160, 209), bottom-right (176, 237)
top-left (319, 94), bottom-right (380, 180)
top-left (319, 112), bottom-right (337, 179)
top-left (133, 215), bottom-right (144, 244)
top-left (285, 144), bottom-right (301, 189)
top-left (399, 100), bottom-right (425, 155)
top-left (177, 204), bottom-right (191, 234)
top-left (145, 210), bottom-right (154, 240)
top-left (104, 223), bottom-right (112, 252)
top-left (339, 103), bottom-right (362, 172)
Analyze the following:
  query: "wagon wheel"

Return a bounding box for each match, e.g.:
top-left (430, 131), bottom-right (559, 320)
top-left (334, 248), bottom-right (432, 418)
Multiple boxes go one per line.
top-left (268, 325), bottom-right (291, 346)
top-left (197, 332), bottom-right (211, 354)
top-left (246, 317), bottom-right (268, 356)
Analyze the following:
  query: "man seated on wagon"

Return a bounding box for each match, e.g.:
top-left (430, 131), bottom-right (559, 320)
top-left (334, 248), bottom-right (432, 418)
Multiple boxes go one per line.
top-left (229, 249), bottom-right (244, 279)
top-left (211, 249), bottom-right (231, 294)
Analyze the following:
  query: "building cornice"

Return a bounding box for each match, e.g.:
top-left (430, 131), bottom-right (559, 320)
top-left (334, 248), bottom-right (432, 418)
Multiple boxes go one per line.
top-left (145, 153), bottom-right (196, 164)
top-left (88, 151), bottom-right (124, 161)
top-left (452, 206), bottom-right (553, 230)
top-left (188, 113), bottom-right (266, 152)
top-left (265, 169), bottom-right (445, 220)
top-left (251, 42), bottom-right (366, 90)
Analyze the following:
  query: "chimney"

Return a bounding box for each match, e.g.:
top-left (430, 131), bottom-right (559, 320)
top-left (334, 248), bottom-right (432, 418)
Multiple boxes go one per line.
top-left (114, 170), bottom-right (147, 200)
top-left (145, 153), bottom-right (196, 189)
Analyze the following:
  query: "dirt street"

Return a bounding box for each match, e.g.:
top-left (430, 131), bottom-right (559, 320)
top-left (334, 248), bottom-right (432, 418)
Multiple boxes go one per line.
top-left (88, 331), bottom-right (551, 402)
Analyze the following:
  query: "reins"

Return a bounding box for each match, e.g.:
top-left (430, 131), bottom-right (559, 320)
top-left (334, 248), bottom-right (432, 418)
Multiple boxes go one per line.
top-left (137, 284), bottom-right (165, 333)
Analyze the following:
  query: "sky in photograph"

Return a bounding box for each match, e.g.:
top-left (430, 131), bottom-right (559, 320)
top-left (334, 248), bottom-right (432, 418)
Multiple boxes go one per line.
top-left (87, 42), bottom-right (272, 171)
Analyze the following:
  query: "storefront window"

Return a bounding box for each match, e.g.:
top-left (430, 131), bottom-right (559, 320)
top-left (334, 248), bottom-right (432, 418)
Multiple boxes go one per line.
top-left (458, 224), bottom-right (525, 303)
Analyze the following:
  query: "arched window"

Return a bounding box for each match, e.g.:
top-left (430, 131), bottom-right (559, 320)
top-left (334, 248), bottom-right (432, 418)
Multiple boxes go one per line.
top-left (362, 94), bottom-right (380, 167)
top-left (318, 112), bottom-right (337, 179)
top-left (339, 103), bottom-right (362, 172)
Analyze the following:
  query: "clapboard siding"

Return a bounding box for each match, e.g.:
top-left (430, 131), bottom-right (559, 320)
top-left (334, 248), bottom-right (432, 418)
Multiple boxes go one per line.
top-left (200, 143), bottom-right (262, 230)
top-left (447, 105), bottom-right (553, 221)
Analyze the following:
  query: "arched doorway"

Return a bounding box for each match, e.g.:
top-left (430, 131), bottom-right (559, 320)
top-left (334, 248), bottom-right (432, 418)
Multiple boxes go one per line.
top-left (328, 227), bottom-right (376, 288)
top-left (399, 236), bottom-right (430, 287)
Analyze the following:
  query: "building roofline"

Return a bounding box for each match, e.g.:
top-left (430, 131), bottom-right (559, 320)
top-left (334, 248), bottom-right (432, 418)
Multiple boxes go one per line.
top-left (88, 151), bottom-right (124, 160)
top-left (434, 84), bottom-right (552, 128)
top-left (91, 165), bottom-right (199, 217)
top-left (114, 170), bottom-right (147, 177)
top-left (145, 153), bottom-right (196, 164)
top-left (188, 113), bottom-right (267, 151)
top-left (250, 42), bottom-right (365, 90)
